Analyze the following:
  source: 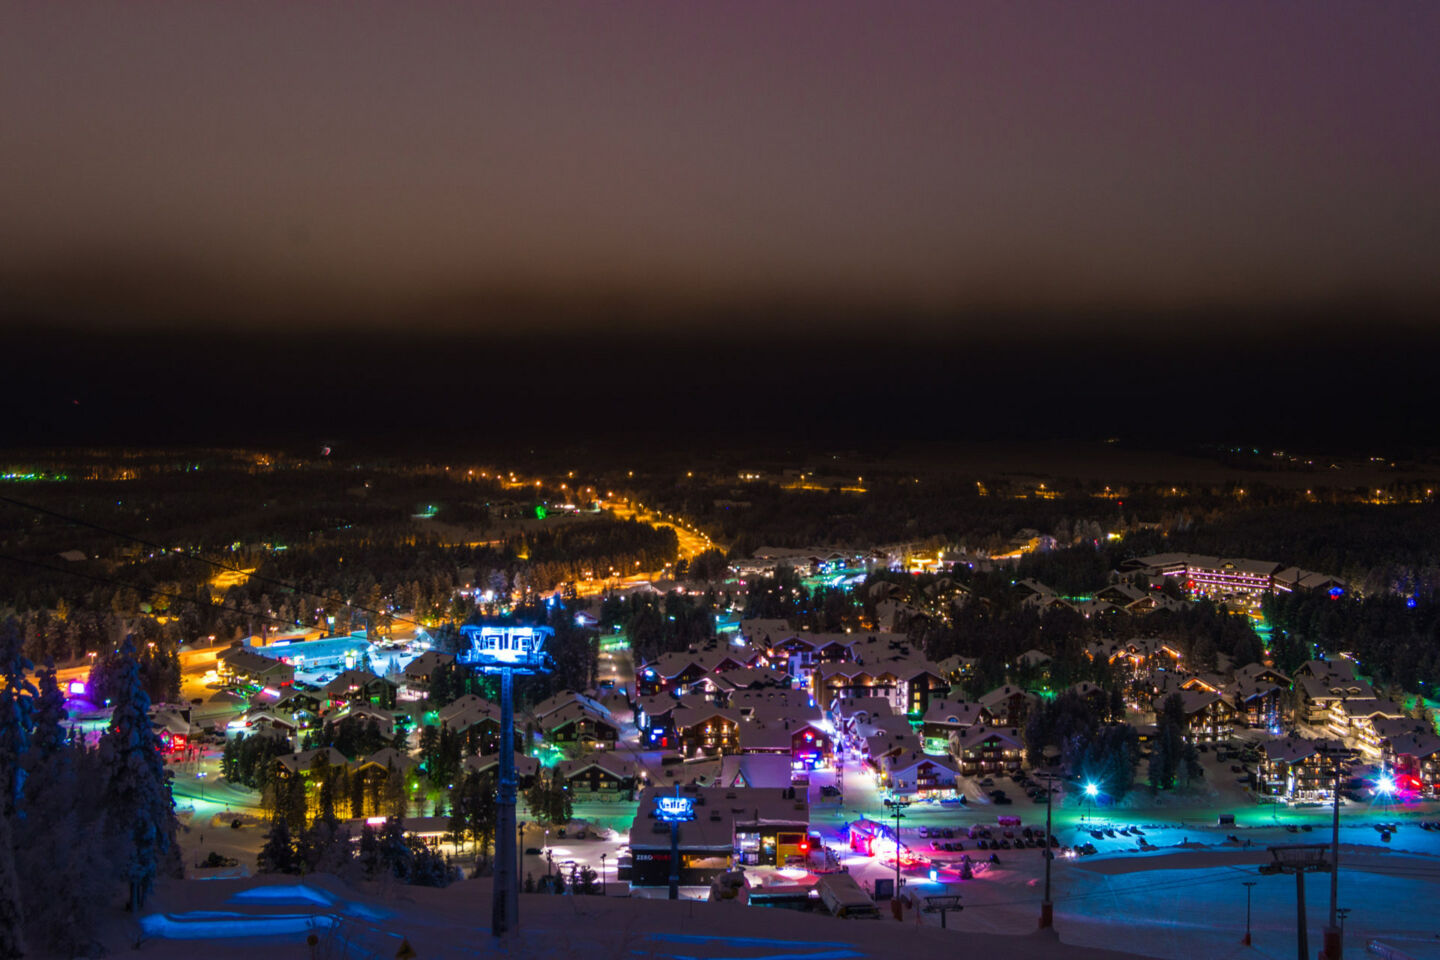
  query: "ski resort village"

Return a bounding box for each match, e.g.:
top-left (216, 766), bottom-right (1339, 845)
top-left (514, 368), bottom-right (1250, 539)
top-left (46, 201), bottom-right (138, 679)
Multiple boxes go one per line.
top-left (18, 539), bottom-right (1440, 960)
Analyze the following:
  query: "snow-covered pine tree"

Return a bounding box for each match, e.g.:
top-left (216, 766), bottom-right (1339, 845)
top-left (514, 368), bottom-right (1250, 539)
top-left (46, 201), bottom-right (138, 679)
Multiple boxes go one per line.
top-left (99, 638), bottom-right (177, 913)
top-left (17, 661), bottom-right (108, 954)
top-left (0, 618), bottom-right (36, 820)
top-left (0, 812), bottom-right (26, 959)
top-left (257, 816), bottom-right (297, 874)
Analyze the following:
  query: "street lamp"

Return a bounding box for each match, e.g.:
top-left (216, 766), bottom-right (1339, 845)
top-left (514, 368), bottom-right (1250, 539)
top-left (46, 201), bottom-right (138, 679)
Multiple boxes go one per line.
top-left (883, 798), bottom-right (910, 898)
top-left (1242, 880), bottom-right (1257, 946)
top-left (1084, 782), bottom-right (1099, 822)
top-left (600, 853), bottom-right (607, 896)
top-left (1036, 773), bottom-right (1060, 929)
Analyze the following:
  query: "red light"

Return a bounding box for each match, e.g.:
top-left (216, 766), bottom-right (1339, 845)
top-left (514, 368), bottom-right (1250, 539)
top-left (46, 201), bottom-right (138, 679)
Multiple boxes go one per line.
top-left (799, 841), bottom-right (809, 853)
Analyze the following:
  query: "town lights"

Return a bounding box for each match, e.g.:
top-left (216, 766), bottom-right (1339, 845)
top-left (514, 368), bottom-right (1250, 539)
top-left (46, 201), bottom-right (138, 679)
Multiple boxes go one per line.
top-left (1377, 774), bottom-right (1396, 795)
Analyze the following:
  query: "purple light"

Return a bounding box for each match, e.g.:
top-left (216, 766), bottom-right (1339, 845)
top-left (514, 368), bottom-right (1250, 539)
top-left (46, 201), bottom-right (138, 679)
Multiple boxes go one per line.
top-left (68, 680), bottom-right (88, 696)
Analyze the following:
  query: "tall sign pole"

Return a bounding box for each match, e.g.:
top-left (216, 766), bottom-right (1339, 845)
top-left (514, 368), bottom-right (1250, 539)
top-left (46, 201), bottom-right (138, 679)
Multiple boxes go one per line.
top-left (459, 624), bottom-right (553, 940)
top-left (655, 787), bottom-right (696, 900)
top-left (494, 665), bottom-right (517, 934)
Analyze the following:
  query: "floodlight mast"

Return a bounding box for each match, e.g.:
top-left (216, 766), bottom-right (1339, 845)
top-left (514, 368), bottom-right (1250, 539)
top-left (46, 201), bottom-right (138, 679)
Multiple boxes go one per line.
top-left (458, 624), bottom-right (554, 940)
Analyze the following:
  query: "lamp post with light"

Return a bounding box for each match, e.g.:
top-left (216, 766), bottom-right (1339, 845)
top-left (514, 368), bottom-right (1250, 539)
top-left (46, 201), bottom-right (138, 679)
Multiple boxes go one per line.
top-left (1036, 773), bottom-right (1060, 928)
top-left (458, 624), bottom-right (553, 939)
top-left (883, 797), bottom-right (911, 898)
top-left (1242, 880), bottom-right (1257, 946)
top-left (1084, 782), bottom-right (1099, 822)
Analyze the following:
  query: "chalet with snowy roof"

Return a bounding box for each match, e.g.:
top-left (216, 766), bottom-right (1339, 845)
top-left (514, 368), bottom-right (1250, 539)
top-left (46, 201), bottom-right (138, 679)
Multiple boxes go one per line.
top-left (1180, 673), bottom-right (1228, 696)
top-left (863, 729), bottom-right (923, 769)
top-left (1258, 737), bottom-right (1348, 800)
top-left (738, 717), bottom-right (833, 772)
top-left (1232, 679), bottom-right (1286, 730)
top-left (218, 646), bottom-right (295, 688)
top-left (875, 598), bottom-right (928, 632)
top-left (401, 650), bottom-right (454, 690)
top-left (636, 652), bottom-right (709, 696)
top-left (738, 618), bottom-right (798, 650)
top-left (437, 695), bottom-right (514, 753)
top-left (920, 700), bottom-right (991, 741)
top-left (322, 670), bottom-right (398, 707)
top-left (1086, 637), bottom-right (1184, 675)
top-left (706, 667), bottom-right (792, 696)
top-left (1066, 681), bottom-right (1111, 715)
top-left (672, 705), bottom-right (742, 757)
top-left (543, 702), bottom-right (621, 750)
top-left (951, 725), bottom-right (1025, 777)
top-left (1177, 690), bottom-right (1240, 742)
top-left (328, 704), bottom-right (397, 739)
top-left (1095, 582), bottom-right (1149, 606)
top-left (727, 688), bottom-right (821, 725)
top-left (1014, 579), bottom-right (1056, 602)
top-left (464, 752), bottom-right (540, 789)
top-left (1297, 673), bottom-right (1375, 726)
top-left (883, 751), bottom-right (961, 797)
top-left (275, 746), bottom-right (349, 777)
top-left (717, 753), bottom-right (794, 789)
top-left (1235, 663), bottom-right (1292, 689)
top-left (814, 651), bottom-right (947, 716)
top-left (353, 746), bottom-right (418, 779)
top-left (274, 688), bottom-right (324, 719)
top-left (626, 786), bottom-right (810, 886)
top-left (1383, 733), bottom-right (1440, 796)
top-left (634, 694), bottom-right (680, 749)
top-left (530, 690), bottom-right (613, 724)
top-left (1015, 649), bottom-right (1053, 670)
top-left (1328, 699), bottom-right (1407, 758)
top-left (978, 685), bottom-right (1039, 727)
top-left (239, 707), bottom-right (301, 739)
top-left (557, 754), bottom-right (639, 801)
top-left (936, 654), bottom-right (978, 683)
top-left (1295, 658), bottom-right (1359, 682)
top-left (1272, 568), bottom-right (1347, 595)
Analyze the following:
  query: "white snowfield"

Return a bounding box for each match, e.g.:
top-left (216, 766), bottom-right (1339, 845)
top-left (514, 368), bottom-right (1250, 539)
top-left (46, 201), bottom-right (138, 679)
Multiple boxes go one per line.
top-left (128, 873), bottom-right (1145, 960)
top-left (121, 811), bottom-right (1440, 960)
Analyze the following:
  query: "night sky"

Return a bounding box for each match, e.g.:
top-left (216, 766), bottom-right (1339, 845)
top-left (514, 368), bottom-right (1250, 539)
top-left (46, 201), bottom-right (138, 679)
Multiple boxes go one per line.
top-left (3, 3), bottom-right (1437, 451)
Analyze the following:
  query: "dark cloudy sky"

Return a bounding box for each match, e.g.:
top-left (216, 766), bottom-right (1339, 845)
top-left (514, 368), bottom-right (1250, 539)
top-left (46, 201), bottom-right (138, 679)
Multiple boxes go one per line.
top-left (3, 1), bottom-right (1438, 331)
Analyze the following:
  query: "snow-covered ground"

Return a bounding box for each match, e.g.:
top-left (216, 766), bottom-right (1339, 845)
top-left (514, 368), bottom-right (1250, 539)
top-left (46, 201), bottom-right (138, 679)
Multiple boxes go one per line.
top-left (126, 873), bottom-right (1146, 960)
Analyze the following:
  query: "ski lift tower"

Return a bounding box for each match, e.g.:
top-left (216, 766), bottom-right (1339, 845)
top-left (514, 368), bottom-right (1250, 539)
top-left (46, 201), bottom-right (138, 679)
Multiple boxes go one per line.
top-left (1260, 844), bottom-right (1332, 960)
top-left (458, 624), bottom-right (554, 939)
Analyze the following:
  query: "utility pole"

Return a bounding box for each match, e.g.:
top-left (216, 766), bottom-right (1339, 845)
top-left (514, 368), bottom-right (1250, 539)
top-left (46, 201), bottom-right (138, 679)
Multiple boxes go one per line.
top-left (1242, 880), bottom-right (1257, 946)
top-left (1037, 772), bottom-right (1060, 929)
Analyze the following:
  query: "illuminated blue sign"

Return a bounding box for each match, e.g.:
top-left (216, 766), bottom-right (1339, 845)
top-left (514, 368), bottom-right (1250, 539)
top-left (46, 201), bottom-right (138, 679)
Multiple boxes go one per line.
top-left (458, 625), bottom-right (554, 674)
top-left (655, 794), bottom-right (696, 822)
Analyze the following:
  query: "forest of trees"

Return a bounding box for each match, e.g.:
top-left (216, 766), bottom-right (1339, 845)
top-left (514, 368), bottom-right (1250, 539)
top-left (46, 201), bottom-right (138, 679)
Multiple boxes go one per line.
top-left (1264, 588), bottom-right (1440, 694)
top-left (0, 627), bottom-right (178, 956)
